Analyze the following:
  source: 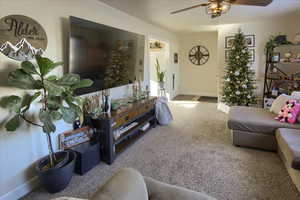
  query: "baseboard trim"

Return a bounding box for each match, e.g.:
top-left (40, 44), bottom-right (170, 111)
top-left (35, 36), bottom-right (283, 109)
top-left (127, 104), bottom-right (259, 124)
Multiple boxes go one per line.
top-left (217, 102), bottom-right (230, 113)
top-left (0, 176), bottom-right (39, 200)
top-left (177, 92), bottom-right (218, 98)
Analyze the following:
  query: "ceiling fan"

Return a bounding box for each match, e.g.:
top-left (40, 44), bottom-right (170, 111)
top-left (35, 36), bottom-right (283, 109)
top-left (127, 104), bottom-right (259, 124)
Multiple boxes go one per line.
top-left (171, 0), bottom-right (273, 18)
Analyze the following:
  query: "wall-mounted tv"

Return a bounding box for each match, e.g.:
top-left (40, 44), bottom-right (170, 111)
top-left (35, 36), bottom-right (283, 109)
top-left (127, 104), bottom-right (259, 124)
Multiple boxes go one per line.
top-left (69, 16), bottom-right (145, 95)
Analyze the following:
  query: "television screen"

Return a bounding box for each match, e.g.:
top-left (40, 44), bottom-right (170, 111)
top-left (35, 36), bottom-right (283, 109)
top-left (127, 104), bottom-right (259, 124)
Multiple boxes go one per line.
top-left (69, 16), bottom-right (145, 95)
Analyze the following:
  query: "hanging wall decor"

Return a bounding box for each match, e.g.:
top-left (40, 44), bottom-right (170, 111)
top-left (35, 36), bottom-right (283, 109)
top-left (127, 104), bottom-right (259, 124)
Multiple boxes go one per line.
top-left (0, 15), bottom-right (47, 61)
top-left (189, 45), bottom-right (209, 65)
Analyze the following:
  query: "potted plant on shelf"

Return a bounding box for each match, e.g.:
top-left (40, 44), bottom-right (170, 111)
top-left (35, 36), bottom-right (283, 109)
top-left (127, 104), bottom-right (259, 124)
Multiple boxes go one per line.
top-left (155, 58), bottom-right (166, 89)
top-left (0, 55), bottom-right (93, 193)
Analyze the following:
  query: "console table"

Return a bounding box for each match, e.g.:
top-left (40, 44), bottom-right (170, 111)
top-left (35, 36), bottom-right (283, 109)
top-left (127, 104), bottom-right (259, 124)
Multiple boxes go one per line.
top-left (91, 97), bottom-right (157, 164)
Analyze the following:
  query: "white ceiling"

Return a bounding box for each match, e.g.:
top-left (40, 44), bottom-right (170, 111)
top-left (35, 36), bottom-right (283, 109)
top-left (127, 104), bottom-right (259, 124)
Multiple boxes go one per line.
top-left (98, 0), bottom-right (300, 33)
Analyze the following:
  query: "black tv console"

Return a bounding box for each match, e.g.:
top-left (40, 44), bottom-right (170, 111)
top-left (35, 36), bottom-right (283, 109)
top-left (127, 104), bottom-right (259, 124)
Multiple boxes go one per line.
top-left (91, 97), bottom-right (157, 164)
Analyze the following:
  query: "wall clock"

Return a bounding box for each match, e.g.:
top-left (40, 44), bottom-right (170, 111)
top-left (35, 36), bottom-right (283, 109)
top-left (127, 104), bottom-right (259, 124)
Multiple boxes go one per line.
top-left (189, 45), bottom-right (209, 65)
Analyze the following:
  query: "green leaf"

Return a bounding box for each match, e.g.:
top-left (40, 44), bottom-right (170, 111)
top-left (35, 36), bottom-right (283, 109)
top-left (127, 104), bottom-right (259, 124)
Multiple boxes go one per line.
top-left (21, 61), bottom-right (38, 75)
top-left (46, 75), bottom-right (58, 81)
top-left (43, 118), bottom-right (56, 134)
top-left (71, 79), bottom-right (93, 90)
top-left (8, 69), bottom-right (37, 89)
top-left (50, 111), bottom-right (62, 121)
top-left (39, 109), bottom-right (48, 122)
top-left (44, 80), bottom-right (65, 96)
top-left (5, 115), bottom-right (20, 131)
top-left (56, 74), bottom-right (80, 86)
top-left (46, 95), bottom-right (62, 110)
top-left (35, 55), bottom-right (63, 76)
top-left (0, 95), bottom-right (22, 113)
top-left (60, 106), bottom-right (77, 123)
top-left (39, 110), bottom-right (56, 134)
top-left (21, 92), bottom-right (41, 113)
top-left (68, 102), bottom-right (82, 116)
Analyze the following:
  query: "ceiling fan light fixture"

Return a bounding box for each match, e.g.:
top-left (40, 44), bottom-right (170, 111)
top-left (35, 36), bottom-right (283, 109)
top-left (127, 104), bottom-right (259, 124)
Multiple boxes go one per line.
top-left (206, 1), bottom-right (231, 17)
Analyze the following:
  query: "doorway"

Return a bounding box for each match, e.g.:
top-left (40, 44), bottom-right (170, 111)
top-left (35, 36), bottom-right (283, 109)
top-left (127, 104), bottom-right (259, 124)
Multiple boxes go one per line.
top-left (149, 39), bottom-right (172, 99)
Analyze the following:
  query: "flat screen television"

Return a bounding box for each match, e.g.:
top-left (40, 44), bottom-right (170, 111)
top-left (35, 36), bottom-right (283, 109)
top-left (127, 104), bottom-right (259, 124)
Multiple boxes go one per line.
top-left (69, 16), bottom-right (145, 95)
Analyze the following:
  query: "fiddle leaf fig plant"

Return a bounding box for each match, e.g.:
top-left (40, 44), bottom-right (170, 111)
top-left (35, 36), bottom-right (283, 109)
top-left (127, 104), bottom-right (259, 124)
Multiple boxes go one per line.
top-left (0, 55), bottom-right (93, 167)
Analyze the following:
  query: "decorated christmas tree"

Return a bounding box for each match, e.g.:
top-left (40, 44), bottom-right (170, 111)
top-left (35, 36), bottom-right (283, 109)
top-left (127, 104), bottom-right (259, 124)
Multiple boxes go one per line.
top-left (222, 29), bottom-right (256, 106)
top-left (104, 40), bottom-right (130, 88)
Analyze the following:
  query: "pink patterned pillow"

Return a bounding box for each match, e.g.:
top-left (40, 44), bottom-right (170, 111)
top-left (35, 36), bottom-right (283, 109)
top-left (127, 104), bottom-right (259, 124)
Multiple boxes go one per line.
top-left (275, 100), bottom-right (300, 124)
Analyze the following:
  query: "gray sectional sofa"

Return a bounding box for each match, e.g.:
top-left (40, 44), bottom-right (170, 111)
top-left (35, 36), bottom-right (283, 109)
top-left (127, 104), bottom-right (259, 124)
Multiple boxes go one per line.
top-left (228, 106), bottom-right (300, 192)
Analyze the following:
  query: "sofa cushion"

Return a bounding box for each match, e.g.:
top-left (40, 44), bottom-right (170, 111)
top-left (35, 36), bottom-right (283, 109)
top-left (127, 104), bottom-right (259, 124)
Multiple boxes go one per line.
top-left (228, 106), bottom-right (300, 134)
top-left (91, 168), bottom-right (148, 200)
top-left (270, 94), bottom-right (293, 114)
top-left (276, 128), bottom-right (300, 170)
top-left (144, 177), bottom-right (215, 200)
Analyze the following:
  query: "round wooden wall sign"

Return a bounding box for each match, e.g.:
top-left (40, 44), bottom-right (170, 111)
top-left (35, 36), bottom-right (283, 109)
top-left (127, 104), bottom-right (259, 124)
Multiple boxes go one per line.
top-left (0, 15), bottom-right (47, 61)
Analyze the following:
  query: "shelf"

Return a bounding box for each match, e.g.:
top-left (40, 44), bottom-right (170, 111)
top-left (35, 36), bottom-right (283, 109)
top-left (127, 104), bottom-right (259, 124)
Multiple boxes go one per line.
top-left (114, 114), bottom-right (155, 146)
top-left (115, 123), bottom-right (155, 155)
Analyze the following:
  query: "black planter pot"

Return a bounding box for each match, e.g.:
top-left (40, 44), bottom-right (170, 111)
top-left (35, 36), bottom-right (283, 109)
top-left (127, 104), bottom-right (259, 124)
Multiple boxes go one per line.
top-left (36, 150), bottom-right (76, 193)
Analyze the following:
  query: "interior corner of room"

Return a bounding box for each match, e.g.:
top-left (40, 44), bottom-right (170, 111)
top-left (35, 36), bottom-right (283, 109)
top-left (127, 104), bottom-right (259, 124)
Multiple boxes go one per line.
top-left (1, 0), bottom-right (300, 199)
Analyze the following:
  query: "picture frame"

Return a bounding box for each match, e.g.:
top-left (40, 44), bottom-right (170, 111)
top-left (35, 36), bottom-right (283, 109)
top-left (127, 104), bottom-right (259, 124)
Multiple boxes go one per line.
top-left (225, 36), bottom-right (235, 49)
top-left (59, 126), bottom-right (93, 150)
top-left (174, 53), bottom-right (178, 64)
top-left (225, 35), bottom-right (255, 49)
top-left (244, 35), bottom-right (255, 47)
top-left (225, 50), bottom-right (231, 62)
top-left (248, 49), bottom-right (255, 62)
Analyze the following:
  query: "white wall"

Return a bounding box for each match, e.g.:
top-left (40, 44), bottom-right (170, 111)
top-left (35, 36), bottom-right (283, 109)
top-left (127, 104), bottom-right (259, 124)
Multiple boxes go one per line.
top-left (0, 0), bottom-right (180, 199)
top-left (216, 18), bottom-right (300, 101)
top-left (179, 32), bottom-right (218, 97)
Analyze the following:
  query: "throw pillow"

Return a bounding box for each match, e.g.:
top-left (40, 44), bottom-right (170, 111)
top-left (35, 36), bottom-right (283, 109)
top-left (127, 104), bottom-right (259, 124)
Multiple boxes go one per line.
top-left (275, 100), bottom-right (300, 124)
top-left (270, 94), bottom-right (293, 114)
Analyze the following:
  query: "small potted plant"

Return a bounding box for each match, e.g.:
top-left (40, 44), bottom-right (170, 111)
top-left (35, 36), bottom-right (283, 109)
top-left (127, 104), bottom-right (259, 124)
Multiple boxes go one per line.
top-left (155, 58), bottom-right (166, 89)
top-left (0, 55), bottom-right (93, 193)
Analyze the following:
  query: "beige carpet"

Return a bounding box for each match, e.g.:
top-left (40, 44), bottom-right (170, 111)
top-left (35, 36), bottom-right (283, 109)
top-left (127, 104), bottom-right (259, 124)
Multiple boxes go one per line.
top-left (23, 101), bottom-right (300, 200)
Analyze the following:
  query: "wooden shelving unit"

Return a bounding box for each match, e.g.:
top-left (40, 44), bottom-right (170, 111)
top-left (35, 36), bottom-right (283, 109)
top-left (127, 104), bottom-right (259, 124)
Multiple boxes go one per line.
top-left (263, 44), bottom-right (300, 108)
top-left (91, 97), bottom-right (157, 164)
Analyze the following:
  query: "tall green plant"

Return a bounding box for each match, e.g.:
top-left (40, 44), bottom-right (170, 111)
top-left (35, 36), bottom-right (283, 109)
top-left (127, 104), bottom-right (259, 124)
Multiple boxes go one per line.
top-left (155, 58), bottom-right (166, 82)
top-left (0, 55), bottom-right (93, 167)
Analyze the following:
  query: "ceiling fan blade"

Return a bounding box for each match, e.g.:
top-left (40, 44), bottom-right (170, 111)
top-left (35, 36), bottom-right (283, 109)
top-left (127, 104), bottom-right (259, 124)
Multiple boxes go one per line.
top-left (230, 0), bottom-right (273, 6)
top-left (171, 3), bottom-right (209, 14)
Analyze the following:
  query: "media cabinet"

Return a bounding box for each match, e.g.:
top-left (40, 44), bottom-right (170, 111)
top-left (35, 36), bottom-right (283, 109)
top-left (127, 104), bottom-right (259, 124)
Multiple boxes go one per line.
top-left (91, 97), bottom-right (157, 164)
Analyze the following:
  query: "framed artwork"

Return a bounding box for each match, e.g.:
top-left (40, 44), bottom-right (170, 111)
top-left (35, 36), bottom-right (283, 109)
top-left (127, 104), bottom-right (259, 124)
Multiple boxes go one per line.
top-left (245, 35), bottom-right (255, 47)
top-left (225, 50), bottom-right (231, 62)
top-left (59, 126), bottom-right (93, 150)
top-left (225, 35), bottom-right (255, 49)
top-left (248, 49), bottom-right (255, 62)
top-left (174, 53), bottom-right (178, 64)
top-left (225, 36), bottom-right (235, 49)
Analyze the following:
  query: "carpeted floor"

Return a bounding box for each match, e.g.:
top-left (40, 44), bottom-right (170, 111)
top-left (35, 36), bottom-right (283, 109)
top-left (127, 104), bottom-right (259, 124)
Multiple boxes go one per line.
top-left (23, 101), bottom-right (300, 200)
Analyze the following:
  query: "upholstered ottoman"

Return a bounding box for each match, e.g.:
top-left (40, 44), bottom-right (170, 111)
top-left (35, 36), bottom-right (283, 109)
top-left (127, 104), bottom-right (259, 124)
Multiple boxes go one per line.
top-left (228, 106), bottom-right (300, 151)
